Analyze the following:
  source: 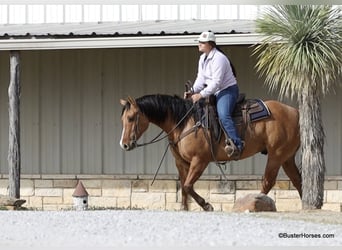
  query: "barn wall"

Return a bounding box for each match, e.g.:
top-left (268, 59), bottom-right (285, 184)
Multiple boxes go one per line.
top-left (0, 52), bottom-right (8, 173)
top-left (0, 46), bottom-right (341, 176)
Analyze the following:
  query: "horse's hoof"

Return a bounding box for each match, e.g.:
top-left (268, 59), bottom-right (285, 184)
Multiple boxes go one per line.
top-left (181, 205), bottom-right (189, 211)
top-left (203, 203), bottom-right (214, 211)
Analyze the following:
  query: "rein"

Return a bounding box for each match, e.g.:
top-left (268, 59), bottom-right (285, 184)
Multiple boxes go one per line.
top-left (135, 103), bottom-right (196, 148)
top-left (134, 102), bottom-right (195, 186)
top-left (132, 99), bottom-right (228, 184)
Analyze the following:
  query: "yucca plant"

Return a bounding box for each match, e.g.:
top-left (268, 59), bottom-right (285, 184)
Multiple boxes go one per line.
top-left (254, 5), bottom-right (342, 209)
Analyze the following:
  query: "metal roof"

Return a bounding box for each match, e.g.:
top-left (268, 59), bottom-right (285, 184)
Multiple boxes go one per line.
top-left (0, 19), bottom-right (255, 37)
top-left (0, 20), bottom-right (261, 50)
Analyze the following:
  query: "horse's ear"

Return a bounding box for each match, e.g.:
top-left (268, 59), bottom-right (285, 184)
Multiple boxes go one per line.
top-left (127, 96), bottom-right (137, 106)
top-left (120, 99), bottom-right (127, 106)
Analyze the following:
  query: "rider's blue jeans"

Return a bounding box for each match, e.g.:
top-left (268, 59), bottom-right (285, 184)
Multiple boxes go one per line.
top-left (216, 84), bottom-right (243, 150)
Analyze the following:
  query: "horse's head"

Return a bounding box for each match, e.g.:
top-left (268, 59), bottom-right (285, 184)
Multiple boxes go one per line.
top-left (120, 96), bottom-right (150, 151)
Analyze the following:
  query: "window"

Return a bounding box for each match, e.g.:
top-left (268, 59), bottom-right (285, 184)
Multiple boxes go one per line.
top-left (9, 5), bottom-right (25, 24)
top-left (102, 5), bottom-right (120, 22)
top-left (179, 5), bottom-right (197, 20)
top-left (200, 5), bottom-right (218, 20)
top-left (84, 5), bottom-right (101, 22)
top-left (65, 5), bottom-right (82, 23)
top-left (46, 5), bottom-right (63, 23)
top-left (219, 5), bottom-right (238, 19)
top-left (122, 5), bottom-right (139, 21)
top-left (239, 5), bottom-right (258, 19)
top-left (27, 5), bottom-right (44, 24)
top-left (0, 5), bottom-right (8, 24)
top-left (160, 5), bottom-right (178, 20)
top-left (142, 5), bottom-right (158, 21)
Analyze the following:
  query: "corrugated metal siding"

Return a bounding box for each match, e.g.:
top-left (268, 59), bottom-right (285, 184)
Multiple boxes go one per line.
top-left (0, 52), bottom-right (9, 173)
top-left (0, 47), bottom-right (341, 176)
top-left (323, 86), bottom-right (342, 176)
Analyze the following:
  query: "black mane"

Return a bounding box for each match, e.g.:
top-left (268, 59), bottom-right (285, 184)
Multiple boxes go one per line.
top-left (123, 94), bottom-right (194, 130)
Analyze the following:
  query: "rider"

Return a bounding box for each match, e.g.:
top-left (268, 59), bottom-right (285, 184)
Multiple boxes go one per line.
top-left (185, 31), bottom-right (244, 159)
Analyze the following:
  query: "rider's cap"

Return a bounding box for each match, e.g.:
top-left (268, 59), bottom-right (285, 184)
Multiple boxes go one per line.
top-left (196, 31), bottom-right (216, 43)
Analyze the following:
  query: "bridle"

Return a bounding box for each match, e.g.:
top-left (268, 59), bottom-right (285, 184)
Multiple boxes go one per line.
top-left (129, 112), bottom-right (140, 149)
top-left (127, 102), bottom-right (196, 185)
top-left (129, 103), bottom-right (196, 148)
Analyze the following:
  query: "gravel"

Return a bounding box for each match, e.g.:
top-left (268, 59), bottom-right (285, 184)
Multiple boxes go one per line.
top-left (0, 210), bottom-right (341, 248)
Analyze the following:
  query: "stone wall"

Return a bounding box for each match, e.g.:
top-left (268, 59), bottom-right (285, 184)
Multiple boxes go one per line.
top-left (0, 174), bottom-right (341, 212)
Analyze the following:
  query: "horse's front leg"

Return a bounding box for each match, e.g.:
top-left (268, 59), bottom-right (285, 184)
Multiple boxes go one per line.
top-left (173, 155), bottom-right (190, 211)
top-left (183, 159), bottom-right (213, 211)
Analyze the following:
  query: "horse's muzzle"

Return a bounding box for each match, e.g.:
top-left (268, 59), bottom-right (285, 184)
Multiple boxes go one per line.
top-left (120, 141), bottom-right (137, 151)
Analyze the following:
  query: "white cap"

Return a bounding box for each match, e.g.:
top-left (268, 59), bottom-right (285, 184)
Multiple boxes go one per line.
top-left (196, 31), bottom-right (216, 42)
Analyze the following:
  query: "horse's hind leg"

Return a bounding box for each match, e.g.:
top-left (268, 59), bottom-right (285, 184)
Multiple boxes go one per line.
top-left (282, 155), bottom-right (302, 198)
top-left (261, 157), bottom-right (281, 194)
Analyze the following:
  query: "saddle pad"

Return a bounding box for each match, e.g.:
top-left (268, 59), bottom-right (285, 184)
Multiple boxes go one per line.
top-left (249, 99), bottom-right (271, 122)
top-left (233, 98), bottom-right (271, 125)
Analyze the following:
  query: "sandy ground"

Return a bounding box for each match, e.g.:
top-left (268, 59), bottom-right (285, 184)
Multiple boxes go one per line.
top-left (0, 210), bottom-right (341, 249)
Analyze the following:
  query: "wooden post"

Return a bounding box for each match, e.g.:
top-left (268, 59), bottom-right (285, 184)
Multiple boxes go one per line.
top-left (8, 51), bottom-right (21, 199)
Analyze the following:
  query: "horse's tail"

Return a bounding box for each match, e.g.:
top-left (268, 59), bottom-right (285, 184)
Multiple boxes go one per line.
top-left (296, 147), bottom-right (302, 173)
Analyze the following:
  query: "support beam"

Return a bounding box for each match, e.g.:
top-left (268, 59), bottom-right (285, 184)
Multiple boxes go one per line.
top-left (8, 51), bottom-right (21, 199)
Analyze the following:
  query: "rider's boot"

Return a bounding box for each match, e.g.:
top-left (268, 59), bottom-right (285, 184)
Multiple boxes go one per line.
top-left (224, 138), bottom-right (244, 160)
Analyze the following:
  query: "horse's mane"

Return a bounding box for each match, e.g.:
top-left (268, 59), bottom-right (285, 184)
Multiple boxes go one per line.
top-left (123, 94), bottom-right (194, 130)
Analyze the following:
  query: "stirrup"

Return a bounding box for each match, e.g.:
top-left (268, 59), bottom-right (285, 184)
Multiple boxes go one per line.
top-left (224, 144), bottom-right (239, 158)
top-left (224, 140), bottom-right (244, 160)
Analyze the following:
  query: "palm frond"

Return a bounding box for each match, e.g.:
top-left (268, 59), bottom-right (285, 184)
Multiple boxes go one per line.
top-left (253, 5), bottom-right (342, 99)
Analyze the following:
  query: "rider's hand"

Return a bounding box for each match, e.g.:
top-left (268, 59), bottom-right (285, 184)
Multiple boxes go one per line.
top-left (191, 93), bottom-right (202, 103)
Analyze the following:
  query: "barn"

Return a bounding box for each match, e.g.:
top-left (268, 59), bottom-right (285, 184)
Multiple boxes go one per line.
top-left (0, 2), bottom-right (341, 211)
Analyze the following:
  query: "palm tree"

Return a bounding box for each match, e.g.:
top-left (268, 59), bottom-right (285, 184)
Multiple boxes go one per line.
top-left (253, 5), bottom-right (342, 209)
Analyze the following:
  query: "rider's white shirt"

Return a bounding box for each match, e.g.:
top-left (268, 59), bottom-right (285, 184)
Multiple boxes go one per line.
top-left (193, 48), bottom-right (237, 98)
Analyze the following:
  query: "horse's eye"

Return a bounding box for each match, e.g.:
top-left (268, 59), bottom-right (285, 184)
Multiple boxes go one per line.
top-left (127, 116), bottom-right (135, 122)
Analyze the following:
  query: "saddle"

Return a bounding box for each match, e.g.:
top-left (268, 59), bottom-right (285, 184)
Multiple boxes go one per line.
top-left (194, 93), bottom-right (271, 143)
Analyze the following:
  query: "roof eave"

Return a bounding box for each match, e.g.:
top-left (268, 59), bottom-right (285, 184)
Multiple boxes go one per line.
top-left (0, 33), bottom-right (263, 50)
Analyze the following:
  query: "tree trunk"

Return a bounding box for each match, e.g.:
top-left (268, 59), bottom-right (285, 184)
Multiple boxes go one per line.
top-left (299, 85), bottom-right (325, 209)
top-left (8, 51), bottom-right (21, 199)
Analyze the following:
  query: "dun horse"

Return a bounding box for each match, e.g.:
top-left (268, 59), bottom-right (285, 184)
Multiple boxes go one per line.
top-left (120, 94), bottom-right (301, 211)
